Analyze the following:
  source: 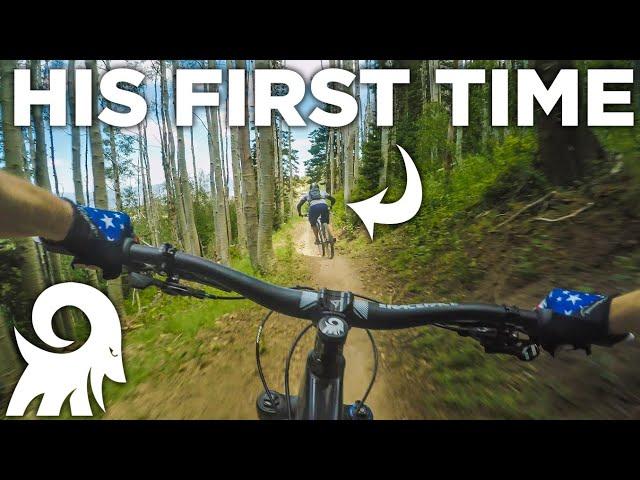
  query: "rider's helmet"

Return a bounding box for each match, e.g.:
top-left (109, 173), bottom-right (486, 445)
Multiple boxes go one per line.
top-left (310, 183), bottom-right (319, 191)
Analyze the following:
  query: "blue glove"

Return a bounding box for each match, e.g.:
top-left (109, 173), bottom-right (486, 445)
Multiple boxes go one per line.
top-left (42, 200), bottom-right (135, 280)
top-left (537, 288), bottom-right (630, 349)
top-left (537, 288), bottom-right (606, 316)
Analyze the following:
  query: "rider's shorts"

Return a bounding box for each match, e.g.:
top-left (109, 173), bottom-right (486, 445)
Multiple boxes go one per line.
top-left (309, 203), bottom-right (330, 226)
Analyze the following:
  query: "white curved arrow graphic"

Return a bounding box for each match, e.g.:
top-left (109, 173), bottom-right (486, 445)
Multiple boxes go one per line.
top-left (347, 145), bottom-right (422, 240)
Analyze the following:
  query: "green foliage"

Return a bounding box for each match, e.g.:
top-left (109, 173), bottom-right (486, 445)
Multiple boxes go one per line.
top-left (0, 239), bottom-right (20, 315)
top-left (411, 329), bottom-right (543, 418)
top-left (355, 127), bottom-right (382, 200)
top-left (305, 127), bottom-right (328, 184)
top-left (415, 102), bottom-right (452, 174)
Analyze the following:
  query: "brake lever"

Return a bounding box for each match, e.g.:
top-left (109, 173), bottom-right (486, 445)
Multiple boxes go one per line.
top-left (129, 271), bottom-right (241, 300)
top-left (460, 327), bottom-right (541, 362)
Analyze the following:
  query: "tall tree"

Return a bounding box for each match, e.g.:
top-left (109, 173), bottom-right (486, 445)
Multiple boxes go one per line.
top-left (163, 60), bottom-right (191, 252)
top-left (86, 60), bottom-right (125, 316)
top-left (353, 59), bottom-right (361, 184)
top-left (236, 60), bottom-right (259, 268)
top-left (67, 60), bottom-right (85, 205)
top-left (0, 59), bottom-right (47, 326)
top-left (189, 125), bottom-right (199, 194)
top-left (173, 62), bottom-right (200, 255)
top-left (139, 119), bottom-right (159, 246)
top-left (153, 63), bottom-right (178, 243)
top-left (30, 60), bottom-right (75, 338)
top-left (206, 59), bottom-right (230, 264)
top-left (255, 60), bottom-right (276, 270)
top-left (0, 307), bottom-right (20, 401)
top-left (227, 61), bottom-right (247, 249)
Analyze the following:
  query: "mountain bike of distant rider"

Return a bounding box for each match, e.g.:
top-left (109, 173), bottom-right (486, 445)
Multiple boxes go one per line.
top-left (297, 184), bottom-right (336, 250)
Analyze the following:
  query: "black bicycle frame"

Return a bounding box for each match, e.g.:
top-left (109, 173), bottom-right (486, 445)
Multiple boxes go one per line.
top-left (295, 315), bottom-right (348, 419)
top-left (256, 289), bottom-right (371, 420)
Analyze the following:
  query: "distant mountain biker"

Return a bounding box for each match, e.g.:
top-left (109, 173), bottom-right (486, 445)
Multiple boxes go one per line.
top-left (296, 183), bottom-right (336, 246)
top-left (0, 169), bottom-right (637, 350)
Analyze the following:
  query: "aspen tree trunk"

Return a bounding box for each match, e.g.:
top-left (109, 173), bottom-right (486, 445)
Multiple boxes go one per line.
top-left (154, 66), bottom-right (177, 242)
top-left (343, 124), bottom-right (353, 203)
top-left (255, 60), bottom-right (276, 271)
top-left (227, 60), bottom-right (247, 248)
top-left (287, 122), bottom-right (294, 217)
top-left (206, 60), bottom-right (230, 264)
top-left (84, 127), bottom-right (91, 205)
top-left (67, 60), bottom-right (85, 205)
top-left (421, 60), bottom-right (428, 113)
top-left (48, 121), bottom-right (60, 196)
top-left (445, 59), bottom-right (460, 172)
top-left (176, 124), bottom-right (201, 255)
top-left (31, 62), bottom-right (49, 190)
top-left (165, 60), bottom-right (191, 252)
top-left (30, 60), bottom-right (75, 339)
top-left (216, 106), bottom-right (233, 247)
top-left (273, 114), bottom-right (285, 224)
top-left (169, 63), bottom-right (200, 255)
top-left (353, 59), bottom-right (361, 184)
top-left (342, 60), bottom-right (355, 203)
top-left (328, 128), bottom-right (335, 193)
top-left (138, 121), bottom-right (159, 245)
top-left (379, 127), bottom-right (390, 188)
top-left (189, 126), bottom-right (199, 194)
top-left (27, 120), bottom-right (35, 173)
top-left (0, 307), bottom-right (20, 400)
top-left (236, 60), bottom-right (259, 268)
top-left (230, 124), bottom-right (247, 246)
top-left (86, 61), bottom-right (108, 208)
top-left (0, 60), bottom-right (47, 334)
top-left (86, 60), bottom-right (124, 317)
top-left (108, 126), bottom-right (123, 211)
top-left (335, 129), bottom-right (343, 189)
top-left (428, 60), bottom-right (440, 102)
top-left (364, 60), bottom-right (375, 137)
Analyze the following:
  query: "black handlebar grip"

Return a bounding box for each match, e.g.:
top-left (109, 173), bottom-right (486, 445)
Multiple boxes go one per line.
top-left (534, 303), bottom-right (618, 349)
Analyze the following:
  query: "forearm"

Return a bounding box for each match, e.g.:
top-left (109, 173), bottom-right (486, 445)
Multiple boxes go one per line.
top-left (0, 170), bottom-right (73, 241)
top-left (609, 290), bottom-right (640, 335)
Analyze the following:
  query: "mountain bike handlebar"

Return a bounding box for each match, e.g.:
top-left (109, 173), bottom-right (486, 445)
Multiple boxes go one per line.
top-left (123, 241), bottom-right (540, 329)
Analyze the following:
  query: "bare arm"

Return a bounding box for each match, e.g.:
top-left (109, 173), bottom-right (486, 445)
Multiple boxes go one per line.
top-left (296, 197), bottom-right (306, 216)
top-left (609, 290), bottom-right (640, 336)
top-left (0, 170), bottom-right (73, 241)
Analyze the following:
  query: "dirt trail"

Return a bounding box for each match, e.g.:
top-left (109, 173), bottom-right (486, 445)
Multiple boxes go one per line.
top-left (292, 221), bottom-right (396, 419)
top-left (107, 221), bottom-right (399, 419)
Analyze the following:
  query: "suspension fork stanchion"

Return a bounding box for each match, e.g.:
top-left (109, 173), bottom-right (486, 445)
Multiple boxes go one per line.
top-left (294, 289), bottom-right (355, 420)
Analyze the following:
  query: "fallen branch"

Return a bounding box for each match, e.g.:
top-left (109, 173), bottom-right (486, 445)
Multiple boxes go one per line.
top-left (493, 191), bottom-right (557, 230)
top-left (123, 323), bottom-right (144, 332)
top-left (533, 202), bottom-right (594, 223)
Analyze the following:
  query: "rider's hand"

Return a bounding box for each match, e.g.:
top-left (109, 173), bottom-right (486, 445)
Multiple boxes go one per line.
top-left (536, 288), bottom-right (632, 353)
top-left (41, 200), bottom-right (136, 280)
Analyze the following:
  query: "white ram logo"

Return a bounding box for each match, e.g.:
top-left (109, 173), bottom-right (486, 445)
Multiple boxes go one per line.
top-left (6, 282), bottom-right (126, 416)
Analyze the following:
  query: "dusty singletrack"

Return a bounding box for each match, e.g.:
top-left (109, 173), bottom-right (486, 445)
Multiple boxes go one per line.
top-left (106, 221), bottom-right (402, 419)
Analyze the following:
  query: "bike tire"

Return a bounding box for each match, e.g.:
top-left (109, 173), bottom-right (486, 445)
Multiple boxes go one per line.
top-left (317, 220), bottom-right (326, 257)
top-left (327, 232), bottom-right (334, 259)
top-left (323, 223), bottom-right (334, 259)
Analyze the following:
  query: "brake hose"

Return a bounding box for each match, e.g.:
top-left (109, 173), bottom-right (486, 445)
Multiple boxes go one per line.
top-left (255, 310), bottom-right (276, 407)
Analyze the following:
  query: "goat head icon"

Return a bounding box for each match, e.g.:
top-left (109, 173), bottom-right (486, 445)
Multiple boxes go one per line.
top-left (6, 282), bottom-right (126, 417)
